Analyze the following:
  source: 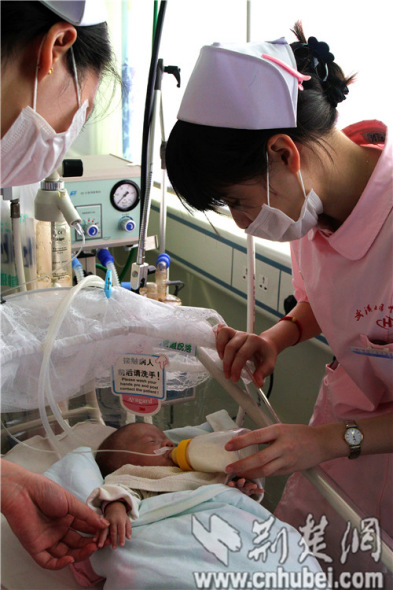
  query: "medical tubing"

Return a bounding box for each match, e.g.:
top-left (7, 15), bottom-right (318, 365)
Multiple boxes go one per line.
top-left (41, 276), bottom-right (105, 443)
top-left (159, 94), bottom-right (167, 254)
top-left (136, 0), bottom-right (167, 268)
top-left (137, 92), bottom-right (158, 267)
top-left (159, 169), bottom-right (167, 254)
top-left (72, 258), bottom-right (85, 283)
top-left (97, 249), bottom-right (120, 287)
top-left (1, 421), bottom-right (171, 459)
top-left (106, 263), bottom-right (119, 287)
top-left (197, 349), bottom-right (393, 571)
top-left (38, 276), bottom-right (105, 454)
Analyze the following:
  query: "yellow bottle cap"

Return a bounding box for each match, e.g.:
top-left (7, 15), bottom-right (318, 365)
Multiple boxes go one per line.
top-left (171, 439), bottom-right (192, 471)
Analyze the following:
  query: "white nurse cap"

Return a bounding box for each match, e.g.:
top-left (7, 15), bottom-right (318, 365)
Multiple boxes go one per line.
top-left (39, 0), bottom-right (107, 26)
top-left (178, 38), bottom-right (311, 130)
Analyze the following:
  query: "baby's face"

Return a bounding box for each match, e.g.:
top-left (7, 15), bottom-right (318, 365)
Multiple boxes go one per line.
top-left (121, 423), bottom-right (176, 467)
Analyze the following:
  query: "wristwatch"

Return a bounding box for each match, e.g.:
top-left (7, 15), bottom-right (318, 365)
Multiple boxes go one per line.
top-left (344, 421), bottom-right (363, 459)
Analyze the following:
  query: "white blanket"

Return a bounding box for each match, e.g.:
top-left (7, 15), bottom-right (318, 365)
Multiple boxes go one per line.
top-left (89, 484), bottom-right (323, 589)
top-left (44, 446), bottom-right (323, 590)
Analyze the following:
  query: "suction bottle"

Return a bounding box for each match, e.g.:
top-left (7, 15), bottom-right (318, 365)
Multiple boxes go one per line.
top-left (171, 430), bottom-right (258, 473)
top-left (35, 171), bottom-right (82, 288)
top-left (51, 216), bottom-right (72, 287)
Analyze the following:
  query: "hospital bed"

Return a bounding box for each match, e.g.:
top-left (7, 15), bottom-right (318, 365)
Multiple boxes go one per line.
top-left (1, 279), bottom-right (392, 589)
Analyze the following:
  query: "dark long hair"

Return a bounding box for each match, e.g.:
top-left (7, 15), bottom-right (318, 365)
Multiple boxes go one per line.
top-left (166, 22), bottom-right (355, 212)
top-left (1, 1), bottom-right (118, 82)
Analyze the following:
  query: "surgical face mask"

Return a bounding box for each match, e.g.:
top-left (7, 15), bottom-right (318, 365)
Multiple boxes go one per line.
top-left (245, 153), bottom-right (323, 242)
top-left (0, 45), bottom-right (88, 187)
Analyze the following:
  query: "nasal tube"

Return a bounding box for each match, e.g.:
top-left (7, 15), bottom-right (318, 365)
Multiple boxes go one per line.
top-left (170, 430), bottom-right (258, 473)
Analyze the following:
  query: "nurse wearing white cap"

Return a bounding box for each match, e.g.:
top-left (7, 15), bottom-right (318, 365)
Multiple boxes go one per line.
top-left (1, 0), bottom-right (114, 187)
top-left (0, 0), bottom-right (115, 569)
top-left (166, 22), bottom-right (392, 579)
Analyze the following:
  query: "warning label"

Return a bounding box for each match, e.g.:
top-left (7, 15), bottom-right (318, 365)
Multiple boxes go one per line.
top-left (111, 353), bottom-right (168, 399)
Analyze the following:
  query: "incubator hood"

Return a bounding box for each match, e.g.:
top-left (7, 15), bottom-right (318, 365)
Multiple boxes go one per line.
top-left (1, 281), bottom-right (223, 412)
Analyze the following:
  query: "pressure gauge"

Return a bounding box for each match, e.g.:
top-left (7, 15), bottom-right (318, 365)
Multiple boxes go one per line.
top-left (110, 180), bottom-right (140, 212)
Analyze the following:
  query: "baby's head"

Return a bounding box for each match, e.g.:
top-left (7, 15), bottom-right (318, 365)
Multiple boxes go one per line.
top-left (96, 422), bottom-right (175, 477)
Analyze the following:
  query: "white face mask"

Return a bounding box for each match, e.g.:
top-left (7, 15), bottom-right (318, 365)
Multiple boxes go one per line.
top-left (245, 153), bottom-right (323, 242)
top-left (0, 44), bottom-right (88, 188)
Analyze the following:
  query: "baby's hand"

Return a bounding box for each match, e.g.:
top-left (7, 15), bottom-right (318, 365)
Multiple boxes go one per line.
top-left (228, 477), bottom-right (264, 497)
top-left (98, 501), bottom-right (132, 550)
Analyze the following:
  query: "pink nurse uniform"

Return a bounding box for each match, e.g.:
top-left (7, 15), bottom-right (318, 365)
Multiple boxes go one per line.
top-left (275, 120), bottom-right (393, 585)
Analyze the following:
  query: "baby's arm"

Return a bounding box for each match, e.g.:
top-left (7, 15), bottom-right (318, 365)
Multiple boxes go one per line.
top-left (97, 501), bottom-right (132, 550)
top-left (87, 484), bottom-right (141, 549)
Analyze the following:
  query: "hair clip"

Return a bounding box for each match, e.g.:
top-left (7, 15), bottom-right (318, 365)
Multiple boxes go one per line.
top-left (262, 54), bottom-right (311, 90)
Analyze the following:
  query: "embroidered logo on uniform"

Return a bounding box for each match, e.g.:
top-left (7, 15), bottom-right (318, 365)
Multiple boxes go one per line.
top-left (363, 132), bottom-right (385, 144)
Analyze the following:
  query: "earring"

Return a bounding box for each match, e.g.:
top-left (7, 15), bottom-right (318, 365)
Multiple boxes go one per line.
top-left (48, 67), bottom-right (53, 75)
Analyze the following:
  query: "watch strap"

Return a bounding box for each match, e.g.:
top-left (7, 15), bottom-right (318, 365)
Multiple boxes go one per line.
top-left (348, 445), bottom-right (361, 460)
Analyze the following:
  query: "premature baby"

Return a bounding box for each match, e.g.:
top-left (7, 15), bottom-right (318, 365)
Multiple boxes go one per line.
top-left (91, 422), bottom-right (264, 549)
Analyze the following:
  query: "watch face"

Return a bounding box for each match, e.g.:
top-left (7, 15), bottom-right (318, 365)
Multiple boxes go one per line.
top-left (345, 427), bottom-right (363, 446)
top-left (110, 180), bottom-right (140, 212)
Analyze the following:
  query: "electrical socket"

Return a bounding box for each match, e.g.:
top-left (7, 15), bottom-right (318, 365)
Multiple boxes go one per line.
top-left (255, 260), bottom-right (280, 311)
top-left (232, 250), bottom-right (249, 294)
top-left (258, 274), bottom-right (269, 292)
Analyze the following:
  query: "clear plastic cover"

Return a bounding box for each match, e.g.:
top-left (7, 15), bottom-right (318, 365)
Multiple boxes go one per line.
top-left (1, 285), bottom-right (224, 412)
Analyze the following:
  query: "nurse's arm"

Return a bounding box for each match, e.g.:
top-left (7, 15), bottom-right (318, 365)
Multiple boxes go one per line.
top-left (351, 412), bottom-right (393, 455)
top-left (223, 413), bottom-right (393, 479)
top-left (261, 300), bottom-right (321, 352)
top-left (216, 301), bottom-right (320, 387)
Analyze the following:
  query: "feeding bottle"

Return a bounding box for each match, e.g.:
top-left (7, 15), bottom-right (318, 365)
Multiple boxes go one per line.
top-left (155, 253), bottom-right (170, 301)
top-left (171, 429), bottom-right (258, 473)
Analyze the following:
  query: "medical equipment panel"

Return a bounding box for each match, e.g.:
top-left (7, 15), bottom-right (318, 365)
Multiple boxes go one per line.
top-left (65, 154), bottom-right (141, 250)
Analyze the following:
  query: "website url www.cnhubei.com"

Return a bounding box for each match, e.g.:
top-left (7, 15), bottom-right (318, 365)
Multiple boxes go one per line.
top-left (193, 566), bottom-right (384, 589)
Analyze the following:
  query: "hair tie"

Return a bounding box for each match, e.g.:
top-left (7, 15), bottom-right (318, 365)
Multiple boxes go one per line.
top-left (307, 36), bottom-right (334, 82)
top-left (307, 37), bottom-right (334, 65)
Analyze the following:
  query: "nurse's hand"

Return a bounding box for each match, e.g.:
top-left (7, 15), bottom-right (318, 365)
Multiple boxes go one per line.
top-left (224, 424), bottom-right (333, 479)
top-left (215, 325), bottom-right (278, 387)
top-left (1, 460), bottom-right (110, 570)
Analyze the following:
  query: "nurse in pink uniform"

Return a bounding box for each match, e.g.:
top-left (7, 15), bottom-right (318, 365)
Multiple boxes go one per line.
top-left (165, 23), bottom-right (392, 584)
